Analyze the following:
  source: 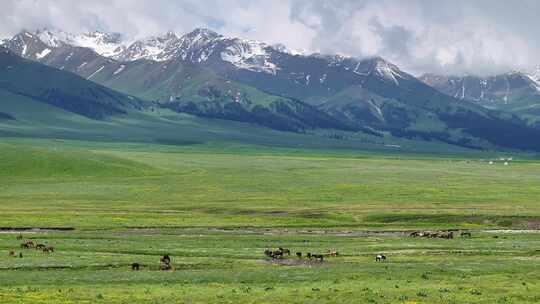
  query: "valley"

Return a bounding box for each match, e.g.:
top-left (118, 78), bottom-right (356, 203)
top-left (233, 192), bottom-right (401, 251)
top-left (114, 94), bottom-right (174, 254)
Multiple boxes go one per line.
top-left (2, 17), bottom-right (540, 304)
top-left (1, 139), bottom-right (540, 303)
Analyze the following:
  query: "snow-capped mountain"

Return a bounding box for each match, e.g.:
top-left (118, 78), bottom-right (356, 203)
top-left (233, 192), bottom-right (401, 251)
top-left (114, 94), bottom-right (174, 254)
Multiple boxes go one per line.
top-left (420, 72), bottom-right (540, 104)
top-left (527, 67), bottom-right (540, 87)
top-left (112, 31), bottom-right (178, 62)
top-left (2, 27), bottom-right (414, 82)
top-left (4, 28), bottom-right (291, 75)
top-left (35, 29), bottom-right (125, 57)
top-left (2, 29), bottom-right (125, 62)
top-left (114, 28), bottom-right (283, 74)
top-left (4, 27), bottom-right (540, 151)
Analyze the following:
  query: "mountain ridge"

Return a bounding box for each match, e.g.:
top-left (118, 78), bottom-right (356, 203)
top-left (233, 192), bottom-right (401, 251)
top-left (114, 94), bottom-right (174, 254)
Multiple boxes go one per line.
top-left (3, 28), bottom-right (540, 151)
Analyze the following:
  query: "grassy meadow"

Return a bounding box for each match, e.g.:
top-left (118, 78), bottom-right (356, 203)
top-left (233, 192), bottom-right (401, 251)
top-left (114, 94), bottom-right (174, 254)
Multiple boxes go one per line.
top-left (1, 138), bottom-right (540, 303)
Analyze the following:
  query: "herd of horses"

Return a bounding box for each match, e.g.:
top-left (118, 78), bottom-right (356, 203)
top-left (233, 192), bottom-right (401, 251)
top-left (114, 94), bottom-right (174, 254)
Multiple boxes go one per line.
top-left (7, 235), bottom-right (55, 258)
top-left (264, 247), bottom-right (386, 262)
top-left (262, 231), bottom-right (474, 263)
top-left (7, 230), bottom-right (474, 269)
top-left (264, 247), bottom-right (341, 262)
top-left (409, 230), bottom-right (472, 239)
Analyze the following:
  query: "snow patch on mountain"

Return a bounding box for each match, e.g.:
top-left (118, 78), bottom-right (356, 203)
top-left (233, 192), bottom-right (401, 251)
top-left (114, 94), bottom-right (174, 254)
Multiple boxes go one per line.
top-left (87, 66), bottom-right (104, 79)
top-left (371, 58), bottom-right (404, 85)
top-left (221, 39), bottom-right (278, 74)
top-left (113, 65), bottom-right (126, 75)
top-left (36, 30), bottom-right (65, 48)
top-left (35, 29), bottom-right (124, 57)
top-left (36, 48), bottom-right (51, 59)
top-left (272, 43), bottom-right (307, 56)
top-left (113, 32), bottom-right (178, 62)
top-left (527, 67), bottom-right (540, 92)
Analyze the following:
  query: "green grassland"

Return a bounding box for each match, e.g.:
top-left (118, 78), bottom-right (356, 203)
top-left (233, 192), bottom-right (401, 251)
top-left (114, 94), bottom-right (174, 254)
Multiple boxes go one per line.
top-left (1, 139), bottom-right (540, 303)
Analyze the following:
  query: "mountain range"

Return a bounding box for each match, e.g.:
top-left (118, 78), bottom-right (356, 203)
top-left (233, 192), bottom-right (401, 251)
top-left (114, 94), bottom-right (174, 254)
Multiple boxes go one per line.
top-left (1, 28), bottom-right (540, 152)
top-left (420, 72), bottom-right (540, 126)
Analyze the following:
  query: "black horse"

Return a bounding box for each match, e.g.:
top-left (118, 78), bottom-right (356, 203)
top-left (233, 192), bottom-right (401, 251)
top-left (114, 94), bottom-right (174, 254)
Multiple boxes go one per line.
top-left (312, 254), bottom-right (324, 262)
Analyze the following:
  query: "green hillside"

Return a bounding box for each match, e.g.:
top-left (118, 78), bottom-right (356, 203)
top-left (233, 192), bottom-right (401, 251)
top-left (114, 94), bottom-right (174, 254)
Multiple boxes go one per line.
top-left (0, 47), bottom-right (144, 119)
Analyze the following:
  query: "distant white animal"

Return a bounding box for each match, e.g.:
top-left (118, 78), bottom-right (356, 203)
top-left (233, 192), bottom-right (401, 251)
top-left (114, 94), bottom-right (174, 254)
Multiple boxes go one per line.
top-left (375, 254), bottom-right (386, 262)
top-left (489, 161), bottom-right (494, 165)
top-left (504, 162), bottom-right (509, 166)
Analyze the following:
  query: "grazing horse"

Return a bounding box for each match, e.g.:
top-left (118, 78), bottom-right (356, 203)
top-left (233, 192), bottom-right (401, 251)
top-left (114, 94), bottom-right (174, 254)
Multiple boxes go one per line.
top-left (439, 232), bottom-right (454, 239)
top-left (296, 252), bottom-right (302, 259)
top-left (278, 247), bottom-right (291, 256)
top-left (8, 250), bottom-right (16, 257)
top-left (35, 244), bottom-right (47, 250)
top-left (461, 232), bottom-right (472, 238)
top-left (160, 254), bottom-right (172, 271)
top-left (312, 254), bottom-right (324, 262)
top-left (160, 254), bottom-right (171, 264)
top-left (271, 250), bottom-right (283, 259)
top-left (375, 254), bottom-right (386, 262)
top-left (42, 246), bottom-right (54, 253)
top-left (131, 263), bottom-right (140, 271)
top-left (20, 241), bottom-right (34, 249)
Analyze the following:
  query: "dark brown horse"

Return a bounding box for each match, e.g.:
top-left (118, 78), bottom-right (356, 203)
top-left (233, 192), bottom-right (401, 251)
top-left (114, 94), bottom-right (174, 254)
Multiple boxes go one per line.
top-left (461, 231), bottom-right (472, 238)
top-left (409, 231), bottom-right (421, 237)
top-left (271, 250), bottom-right (283, 259)
top-left (35, 244), bottom-right (47, 250)
top-left (439, 232), bottom-right (454, 239)
top-left (160, 254), bottom-right (171, 264)
top-left (278, 247), bottom-right (291, 256)
top-left (160, 254), bottom-right (172, 271)
top-left (20, 240), bottom-right (35, 249)
top-left (131, 263), bottom-right (140, 271)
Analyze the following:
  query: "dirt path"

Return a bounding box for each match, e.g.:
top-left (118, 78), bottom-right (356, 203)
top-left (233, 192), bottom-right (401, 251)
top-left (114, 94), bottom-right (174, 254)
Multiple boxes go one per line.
top-left (112, 227), bottom-right (540, 237)
top-left (0, 227), bottom-right (75, 234)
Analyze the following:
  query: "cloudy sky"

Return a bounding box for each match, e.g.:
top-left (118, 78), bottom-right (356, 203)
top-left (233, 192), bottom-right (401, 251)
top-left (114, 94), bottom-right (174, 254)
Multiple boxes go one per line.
top-left (2, 0), bottom-right (540, 76)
